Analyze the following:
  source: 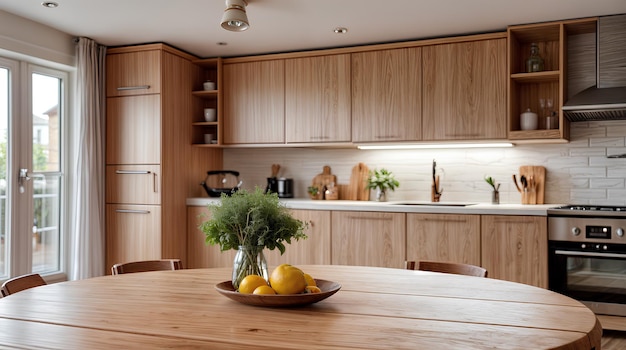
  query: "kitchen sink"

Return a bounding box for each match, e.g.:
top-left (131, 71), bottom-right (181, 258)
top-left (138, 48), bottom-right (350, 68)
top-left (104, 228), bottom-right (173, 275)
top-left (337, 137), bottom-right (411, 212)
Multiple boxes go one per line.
top-left (389, 202), bottom-right (477, 207)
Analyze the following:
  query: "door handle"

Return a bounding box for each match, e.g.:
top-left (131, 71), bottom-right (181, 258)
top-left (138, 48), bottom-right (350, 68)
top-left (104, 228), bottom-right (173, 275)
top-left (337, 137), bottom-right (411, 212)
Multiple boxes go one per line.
top-left (18, 168), bottom-right (31, 193)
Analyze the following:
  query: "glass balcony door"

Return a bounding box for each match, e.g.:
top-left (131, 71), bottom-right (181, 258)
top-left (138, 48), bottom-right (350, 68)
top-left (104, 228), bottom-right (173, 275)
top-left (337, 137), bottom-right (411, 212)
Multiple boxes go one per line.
top-left (0, 57), bottom-right (67, 280)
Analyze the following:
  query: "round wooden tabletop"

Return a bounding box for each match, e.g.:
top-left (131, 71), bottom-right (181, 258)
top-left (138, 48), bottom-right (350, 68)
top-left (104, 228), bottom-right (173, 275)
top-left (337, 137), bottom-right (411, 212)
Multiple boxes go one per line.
top-left (0, 265), bottom-right (601, 349)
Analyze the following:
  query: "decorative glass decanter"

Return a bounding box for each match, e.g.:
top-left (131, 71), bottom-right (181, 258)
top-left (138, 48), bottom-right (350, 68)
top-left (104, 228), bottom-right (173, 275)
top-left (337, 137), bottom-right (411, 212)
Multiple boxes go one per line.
top-left (526, 43), bottom-right (544, 73)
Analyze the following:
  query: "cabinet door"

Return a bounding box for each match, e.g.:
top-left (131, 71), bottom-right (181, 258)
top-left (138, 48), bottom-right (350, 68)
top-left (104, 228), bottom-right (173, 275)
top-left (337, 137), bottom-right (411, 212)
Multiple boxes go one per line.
top-left (106, 165), bottom-right (161, 205)
top-left (106, 49), bottom-right (161, 97)
top-left (264, 210), bottom-right (332, 266)
top-left (106, 95), bottom-right (161, 164)
top-left (422, 38), bottom-right (507, 140)
top-left (285, 55), bottom-right (351, 143)
top-left (481, 215), bottom-right (548, 288)
top-left (187, 206), bottom-right (236, 269)
top-left (406, 213), bottom-right (480, 266)
top-left (106, 204), bottom-right (161, 273)
top-left (223, 60), bottom-right (285, 144)
top-left (331, 211), bottom-right (406, 268)
top-left (352, 47), bottom-right (422, 142)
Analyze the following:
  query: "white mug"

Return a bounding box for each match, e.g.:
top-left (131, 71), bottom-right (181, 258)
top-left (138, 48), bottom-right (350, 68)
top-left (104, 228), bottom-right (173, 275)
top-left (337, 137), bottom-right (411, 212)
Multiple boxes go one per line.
top-left (204, 133), bottom-right (216, 144)
top-left (520, 108), bottom-right (538, 130)
top-left (204, 108), bottom-right (216, 122)
top-left (203, 81), bottom-right (216, 90)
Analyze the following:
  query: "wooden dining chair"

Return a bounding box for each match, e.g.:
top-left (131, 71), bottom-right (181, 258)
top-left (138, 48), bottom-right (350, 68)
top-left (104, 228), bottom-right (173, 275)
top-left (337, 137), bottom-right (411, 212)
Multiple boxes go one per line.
top-left (1, 273), bottom-right (47, 297)
top-left (111, 259), bottom-right (183, 275)
top-left (405, 260), bottom-right (488, 278)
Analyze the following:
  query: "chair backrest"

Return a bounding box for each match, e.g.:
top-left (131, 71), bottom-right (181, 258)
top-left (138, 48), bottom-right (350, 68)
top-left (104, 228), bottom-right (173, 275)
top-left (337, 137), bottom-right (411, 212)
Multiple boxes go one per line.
top-left (406, 260), bottom-right (488, 278)
top-left (111, 259), bottom-right (183, 275)
top-left (1, 273), bottom-right (47, 297)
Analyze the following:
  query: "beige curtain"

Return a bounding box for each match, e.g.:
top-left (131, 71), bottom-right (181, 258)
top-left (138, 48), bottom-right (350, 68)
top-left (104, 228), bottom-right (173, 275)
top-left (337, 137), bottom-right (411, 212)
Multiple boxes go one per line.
top-left (70, 37), bottom-right (106, 279)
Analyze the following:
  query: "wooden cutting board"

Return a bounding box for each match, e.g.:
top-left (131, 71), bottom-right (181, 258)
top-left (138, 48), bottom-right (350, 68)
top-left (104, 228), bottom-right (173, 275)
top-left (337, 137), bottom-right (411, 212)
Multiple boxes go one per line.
top-left (311, 165), bottom-right (337, 199)
top-left (345, 163), bottom-right (370, 201)
top-left (519, 165), bottom-right (546, 204)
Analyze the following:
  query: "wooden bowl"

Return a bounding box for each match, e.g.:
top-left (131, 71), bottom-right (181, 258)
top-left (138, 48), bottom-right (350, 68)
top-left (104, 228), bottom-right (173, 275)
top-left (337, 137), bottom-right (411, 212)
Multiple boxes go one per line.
top-left (215, 279), bottom-right (341, 307)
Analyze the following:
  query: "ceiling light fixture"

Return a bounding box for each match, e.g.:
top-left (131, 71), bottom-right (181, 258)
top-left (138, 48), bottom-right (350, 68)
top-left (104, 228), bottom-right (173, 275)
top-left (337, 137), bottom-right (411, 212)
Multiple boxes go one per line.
top-left (334, 27), bottom-right (348, 34)
top-left (357, 142), bottom-right (514, 150)
top-left (41, 1), bottom-right (59, 8)
top-left (221, 0), bottom-right (249, 32)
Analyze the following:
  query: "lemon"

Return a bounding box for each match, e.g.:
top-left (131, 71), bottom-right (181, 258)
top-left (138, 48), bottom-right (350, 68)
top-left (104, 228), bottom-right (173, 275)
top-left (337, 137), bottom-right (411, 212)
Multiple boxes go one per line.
top-left (304, 285), bottom-right (321, 294)
top-left (238, 275), bottom-right (269, 294)
top-left (269, 264), bottom-right (307, 295)
top-left (303, 273), bottom-right (316, 287)
top-left (253, 285), bottom-right (276, 295)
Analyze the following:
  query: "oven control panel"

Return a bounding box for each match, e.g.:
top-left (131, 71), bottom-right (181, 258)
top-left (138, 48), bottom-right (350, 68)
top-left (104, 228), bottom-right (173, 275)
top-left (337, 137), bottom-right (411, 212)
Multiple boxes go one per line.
top-left (549, 216), bottom-right (626, 244)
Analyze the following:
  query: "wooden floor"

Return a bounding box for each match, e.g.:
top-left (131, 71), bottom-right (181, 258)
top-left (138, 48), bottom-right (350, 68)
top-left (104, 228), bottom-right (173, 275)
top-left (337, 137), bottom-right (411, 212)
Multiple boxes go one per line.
top-left (602, 330), bottom-right (626, 349)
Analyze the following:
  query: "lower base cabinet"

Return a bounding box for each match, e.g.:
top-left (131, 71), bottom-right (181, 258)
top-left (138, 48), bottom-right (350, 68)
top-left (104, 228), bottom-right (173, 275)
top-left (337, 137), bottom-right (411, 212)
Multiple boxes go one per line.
top-left (481, 215), bottom-right (548, 288)
top-left (106, 204), bottom-right (162, 269)
top-left (186, 207), bottom-right (331, 269)
top-left (331, 211), bottom-right (406, 268)
top-left (406, 213), bottom-right (481, 266)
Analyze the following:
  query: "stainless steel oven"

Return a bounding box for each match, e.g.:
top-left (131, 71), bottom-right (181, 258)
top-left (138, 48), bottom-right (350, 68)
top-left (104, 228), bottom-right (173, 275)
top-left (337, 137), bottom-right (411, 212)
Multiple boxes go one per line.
top-left (548, 205), bottom-right (626, 317)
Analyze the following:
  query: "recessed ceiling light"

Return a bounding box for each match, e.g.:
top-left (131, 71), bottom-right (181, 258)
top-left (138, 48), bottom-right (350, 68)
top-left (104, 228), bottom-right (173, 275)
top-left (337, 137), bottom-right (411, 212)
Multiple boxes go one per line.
top-left (217, 42), bottom-right (228, 46)
top-left (333, 27), bottom-right (348, 34)
top-left (41, 1), bottom-right (59, 8)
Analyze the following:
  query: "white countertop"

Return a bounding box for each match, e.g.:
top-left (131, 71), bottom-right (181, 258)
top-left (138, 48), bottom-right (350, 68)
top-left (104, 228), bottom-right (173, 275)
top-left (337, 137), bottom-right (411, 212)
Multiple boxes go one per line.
top-left (187, 197), bottom-right (561, 216)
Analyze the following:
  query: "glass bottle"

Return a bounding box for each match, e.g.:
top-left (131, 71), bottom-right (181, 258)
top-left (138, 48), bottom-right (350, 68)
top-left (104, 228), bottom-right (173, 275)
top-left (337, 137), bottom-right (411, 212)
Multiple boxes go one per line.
top-left (526, 43), bottom-right (544, 73)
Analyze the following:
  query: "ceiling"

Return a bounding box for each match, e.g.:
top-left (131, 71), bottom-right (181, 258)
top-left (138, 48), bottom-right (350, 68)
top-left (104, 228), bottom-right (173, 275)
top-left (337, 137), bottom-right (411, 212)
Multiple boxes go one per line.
top-left (1, 0), bottom-right (626, 58)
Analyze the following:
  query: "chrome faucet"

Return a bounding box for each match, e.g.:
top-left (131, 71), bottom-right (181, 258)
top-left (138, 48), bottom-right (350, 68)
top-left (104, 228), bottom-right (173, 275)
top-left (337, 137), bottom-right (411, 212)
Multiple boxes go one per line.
top-left (432, 159), bottom-right (442, 202)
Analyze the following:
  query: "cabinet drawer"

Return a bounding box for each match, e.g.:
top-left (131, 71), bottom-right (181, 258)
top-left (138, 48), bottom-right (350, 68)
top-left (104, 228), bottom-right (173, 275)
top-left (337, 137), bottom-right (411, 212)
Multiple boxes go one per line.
top-left (106, 204), bottom-right (162, 270)
top-left (106, 94), bottom-right (161, 164)
top-left (106, 165), bottom-right (160, 204)
top-left (106, 49), bottom-right (161, 97)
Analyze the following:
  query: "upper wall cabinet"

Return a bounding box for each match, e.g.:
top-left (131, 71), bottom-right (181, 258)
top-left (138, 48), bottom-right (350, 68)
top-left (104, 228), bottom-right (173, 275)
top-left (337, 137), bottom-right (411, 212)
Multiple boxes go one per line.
top-left (507, 18), bottom-right (597, 143)
top-left (223, 59), bottom-right (285, 144)
top-left (106, 49), bottom-right (161, 97)
top-left (351, 47), bottom-right (422, 143)
top-left (285, 54), bottom-right (351, 144)
top-left (422, 36), bottom-right (507, 141)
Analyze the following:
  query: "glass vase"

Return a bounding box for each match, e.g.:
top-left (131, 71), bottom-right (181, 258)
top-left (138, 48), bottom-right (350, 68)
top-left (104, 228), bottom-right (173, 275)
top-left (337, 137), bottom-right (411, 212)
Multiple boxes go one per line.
top-left (375, 188), bottom-right (387, 202)
top-left (232, 245), bottom-right (268, 289)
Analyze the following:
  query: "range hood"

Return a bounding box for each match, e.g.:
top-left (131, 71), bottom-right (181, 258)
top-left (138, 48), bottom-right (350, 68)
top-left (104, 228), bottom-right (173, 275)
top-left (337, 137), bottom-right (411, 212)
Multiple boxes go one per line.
top-left (562, 15), bottom-right (626, 121)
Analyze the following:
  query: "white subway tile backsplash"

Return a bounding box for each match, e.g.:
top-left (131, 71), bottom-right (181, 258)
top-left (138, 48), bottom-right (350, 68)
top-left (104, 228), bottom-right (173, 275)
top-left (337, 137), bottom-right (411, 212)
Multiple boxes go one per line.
top-left (222, 121), bottom-right (626, 205)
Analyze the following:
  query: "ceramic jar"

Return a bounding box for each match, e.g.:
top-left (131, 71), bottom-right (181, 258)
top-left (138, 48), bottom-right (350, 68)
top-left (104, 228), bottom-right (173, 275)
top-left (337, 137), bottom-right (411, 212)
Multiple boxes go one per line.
top-left (520, 108), bottom-right (538, 130)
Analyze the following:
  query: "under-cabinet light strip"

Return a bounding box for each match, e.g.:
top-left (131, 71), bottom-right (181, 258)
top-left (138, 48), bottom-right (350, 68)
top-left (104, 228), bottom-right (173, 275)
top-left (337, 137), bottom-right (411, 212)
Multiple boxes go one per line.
top-left (357, 143), bottom-right (514, 150)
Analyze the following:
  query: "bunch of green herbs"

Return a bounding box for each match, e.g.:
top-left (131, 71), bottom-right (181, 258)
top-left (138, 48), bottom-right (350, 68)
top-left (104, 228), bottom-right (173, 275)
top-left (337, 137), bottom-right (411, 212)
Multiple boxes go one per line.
top-left (200, 187), bottom-right (308, 254)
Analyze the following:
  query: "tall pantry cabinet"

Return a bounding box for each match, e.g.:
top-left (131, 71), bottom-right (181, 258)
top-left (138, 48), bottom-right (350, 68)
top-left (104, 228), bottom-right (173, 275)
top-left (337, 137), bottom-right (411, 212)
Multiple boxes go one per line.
top-left (105, 44), bottom-right (222, 273)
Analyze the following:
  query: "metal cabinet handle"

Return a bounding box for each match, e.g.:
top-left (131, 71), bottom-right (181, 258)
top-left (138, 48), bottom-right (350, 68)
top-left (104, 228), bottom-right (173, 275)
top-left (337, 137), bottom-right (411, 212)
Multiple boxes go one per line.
top-left (116, 85), bottom-right (150, 91)
top-left (115, 209), bottom-right (151, 214)
top-left (115, 170), bottom-right (152, 174)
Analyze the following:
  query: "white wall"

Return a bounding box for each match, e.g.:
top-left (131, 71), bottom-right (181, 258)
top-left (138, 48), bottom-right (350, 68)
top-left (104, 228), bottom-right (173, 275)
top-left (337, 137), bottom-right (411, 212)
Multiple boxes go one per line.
top-left (223, 120), bottom-right (626, 205)
top-left (0, 10), bottom-right (75, 67)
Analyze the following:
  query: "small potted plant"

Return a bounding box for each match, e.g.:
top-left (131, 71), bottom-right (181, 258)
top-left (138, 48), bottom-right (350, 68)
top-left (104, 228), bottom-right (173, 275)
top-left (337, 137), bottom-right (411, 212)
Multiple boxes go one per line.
top-left (484, 176), bottom-right (500, 204)
top-left (200, 187), bottom-right (308, 288)
top-left (307, 186), bottom-right (320, 200)
top-left (367, 168), bottom-right (400, 202)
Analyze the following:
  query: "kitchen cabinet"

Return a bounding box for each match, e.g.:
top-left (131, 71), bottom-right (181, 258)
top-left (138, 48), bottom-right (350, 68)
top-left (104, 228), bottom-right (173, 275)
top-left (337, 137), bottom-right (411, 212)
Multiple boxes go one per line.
top-left (406, 213), bottom-right (481, 266)
top-left (481, 215), bottom-right (548, 288)
top-left (187, 206), bottom-right (235, 269)
top-left (264, 209), bottom-right (332, 266)
top-left (106, 44), bottom-right (222, 274)
top-left (351, 47), bottom-right (422, 142)
top-left (507, 18), bottom-right (596, 142)
top-left (223, 59), bottom-right (285, 144)
top-left (331, 211), bottom-right (406, 268)
top-left (191, 58), bottom-right (222, 146)
top-left (422, 36), bottom-right (507, 141)
top-left (106, 49), bottom-right (161, 97)
top-left (186, 207), bottom-right (331, 268)
top-left (106, 204), bottom-right (162, 265)
top-left (106, 94), bottom-right (160, 164)
top-left (285, 54), bottom-right (351, 144)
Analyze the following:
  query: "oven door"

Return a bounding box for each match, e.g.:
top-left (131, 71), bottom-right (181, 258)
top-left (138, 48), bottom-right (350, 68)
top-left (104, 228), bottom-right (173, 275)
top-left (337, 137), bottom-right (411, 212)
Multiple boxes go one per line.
top-left (549, 242), bottom-right (626, 316)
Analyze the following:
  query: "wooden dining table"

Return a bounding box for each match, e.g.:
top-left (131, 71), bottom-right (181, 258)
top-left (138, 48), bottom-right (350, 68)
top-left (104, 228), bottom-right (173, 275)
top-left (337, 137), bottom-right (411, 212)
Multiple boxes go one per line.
top-left (0, 265), bottom-right (601, 349)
